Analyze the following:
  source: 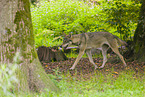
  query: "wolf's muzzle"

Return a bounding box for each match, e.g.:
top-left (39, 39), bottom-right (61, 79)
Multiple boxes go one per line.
top-left (61, 41), bottom-right (72, 49)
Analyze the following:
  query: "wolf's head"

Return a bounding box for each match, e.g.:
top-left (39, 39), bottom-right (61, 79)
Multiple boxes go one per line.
top-left (60, 33), bottom-right (73, 49)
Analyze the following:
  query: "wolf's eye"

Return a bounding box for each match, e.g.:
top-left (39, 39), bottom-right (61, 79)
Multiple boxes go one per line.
top-left (64, 38), bottom-right (71, 44)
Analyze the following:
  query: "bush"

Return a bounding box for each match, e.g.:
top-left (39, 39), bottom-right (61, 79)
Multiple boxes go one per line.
top-left (31, 0), bottom-right (140, 47)
top-left (31, 0), bottom-right (103, 47)
top-left (102, 0), bottom-right (141, 40)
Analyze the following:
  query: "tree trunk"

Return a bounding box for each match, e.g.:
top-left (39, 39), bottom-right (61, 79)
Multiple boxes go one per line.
top-left (0, 0), bottom-right (60, 93)
top-left (37, 46), bottom-right (68, 63)
top-left (133, 0), bottom-right (145, 62)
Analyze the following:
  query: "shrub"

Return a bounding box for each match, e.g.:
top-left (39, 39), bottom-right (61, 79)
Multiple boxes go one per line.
top-left (31, 0), bottom-right (140, 47)
top-left (31, 0), bottom-right (103, 47)
top-left (101, 0), bottom-right (141, 40)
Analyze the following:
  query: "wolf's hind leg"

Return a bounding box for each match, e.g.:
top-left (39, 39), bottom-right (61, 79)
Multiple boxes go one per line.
top-left (99, 45), bottom-right (109, 68)
top-left (86, 50), bottom-right (98, 69)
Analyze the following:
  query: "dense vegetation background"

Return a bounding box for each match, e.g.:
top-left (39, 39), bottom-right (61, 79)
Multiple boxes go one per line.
top-left (31, 0), bottom-right (141, 48)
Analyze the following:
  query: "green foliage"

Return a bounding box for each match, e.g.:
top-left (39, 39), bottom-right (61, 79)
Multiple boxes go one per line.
top-left (31, 0), bottom-right (140, 47)
top-left (34, 29), bottom-right (62, 47)
top-left (31, 0), bottom-right (104, 47)
top-left (31, 0), bottom-right (101, 34)
top-left (0, 57), bottom-right (19, 97)
top-left (101, 0), bottom-right (141, 40)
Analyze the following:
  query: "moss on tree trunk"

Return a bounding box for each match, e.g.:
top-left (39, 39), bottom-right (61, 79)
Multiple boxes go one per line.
top-left (0, 0), bottom-right (60, 93)
top-left (133, 0), bottom-right (145, 62)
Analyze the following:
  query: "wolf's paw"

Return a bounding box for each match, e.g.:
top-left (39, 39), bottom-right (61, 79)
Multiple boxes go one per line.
top-left (99, 66), bottom-right (104, 69)
top-left (124, 63), bottom-right (127, 67)
top-left (95, 66), bottom-right (98, 69)
top-left (70, 67), bottom-right (75, 70)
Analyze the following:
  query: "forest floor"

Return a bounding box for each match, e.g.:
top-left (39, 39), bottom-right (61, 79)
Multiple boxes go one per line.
top-left (42, 55), bottom-right (145, 80)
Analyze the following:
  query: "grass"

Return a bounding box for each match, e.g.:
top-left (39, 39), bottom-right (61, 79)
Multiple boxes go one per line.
top-left (16, 68), bottom-right (144, 97)
top-left (54, 69), bottom-right (144, 97)
top-left (1, 68), bottom-right (145, 97)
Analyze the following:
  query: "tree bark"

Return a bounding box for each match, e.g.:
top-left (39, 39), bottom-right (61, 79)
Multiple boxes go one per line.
top-left (133, 0), bottom-right (145, 62)
top-left (37, 46), bottom-right (68, 62)
top-left (0, 0), bottom-right (60, 93)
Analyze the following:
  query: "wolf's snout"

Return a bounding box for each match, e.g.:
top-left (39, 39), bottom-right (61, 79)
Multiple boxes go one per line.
top-left (60, 44), bottom-right (68, 49)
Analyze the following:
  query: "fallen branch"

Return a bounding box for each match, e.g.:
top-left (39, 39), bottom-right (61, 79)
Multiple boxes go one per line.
top-left (59, 47), bottom-right (79, 50)
top-left (59, 46), bottom-right (126, 50)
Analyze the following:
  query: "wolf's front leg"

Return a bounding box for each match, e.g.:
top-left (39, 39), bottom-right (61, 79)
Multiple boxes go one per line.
top-left (86, 50), bottom-right (98, 69)
top-left (70, 49), bottom-right (85, 70)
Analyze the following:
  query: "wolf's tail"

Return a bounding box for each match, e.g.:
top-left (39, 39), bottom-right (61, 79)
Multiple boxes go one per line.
top-left (114, 36), bottom-right (128, 46)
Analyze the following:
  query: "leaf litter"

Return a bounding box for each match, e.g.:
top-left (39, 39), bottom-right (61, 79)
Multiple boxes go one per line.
top-left (42, 55), bottom-right (144, 80)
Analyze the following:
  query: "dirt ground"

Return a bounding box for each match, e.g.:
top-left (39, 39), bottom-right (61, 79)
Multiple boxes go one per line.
top-left (42, 55), bottom-right (145, 78)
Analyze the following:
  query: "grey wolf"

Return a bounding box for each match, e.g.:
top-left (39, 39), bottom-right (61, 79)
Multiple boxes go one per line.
top-left (61, 32), bottom-right (127, 70)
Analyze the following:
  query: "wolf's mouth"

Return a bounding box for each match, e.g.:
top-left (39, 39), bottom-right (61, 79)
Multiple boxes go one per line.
top-left (61, 41), bottom-right (72, 49)
top-left (62, 43), bottom-right (70, 48)
top-left (63, 45), bottom-right (68, 49)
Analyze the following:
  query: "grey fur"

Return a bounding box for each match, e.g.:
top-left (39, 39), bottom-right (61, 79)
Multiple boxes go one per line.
top-left (61, 32), bottom-right (127, 70)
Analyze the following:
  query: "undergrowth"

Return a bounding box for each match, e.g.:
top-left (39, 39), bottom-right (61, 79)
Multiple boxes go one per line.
top-left (54, 69), bottom-right (144, 97)
top-left (16, 67), bottom-right (144, 97)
